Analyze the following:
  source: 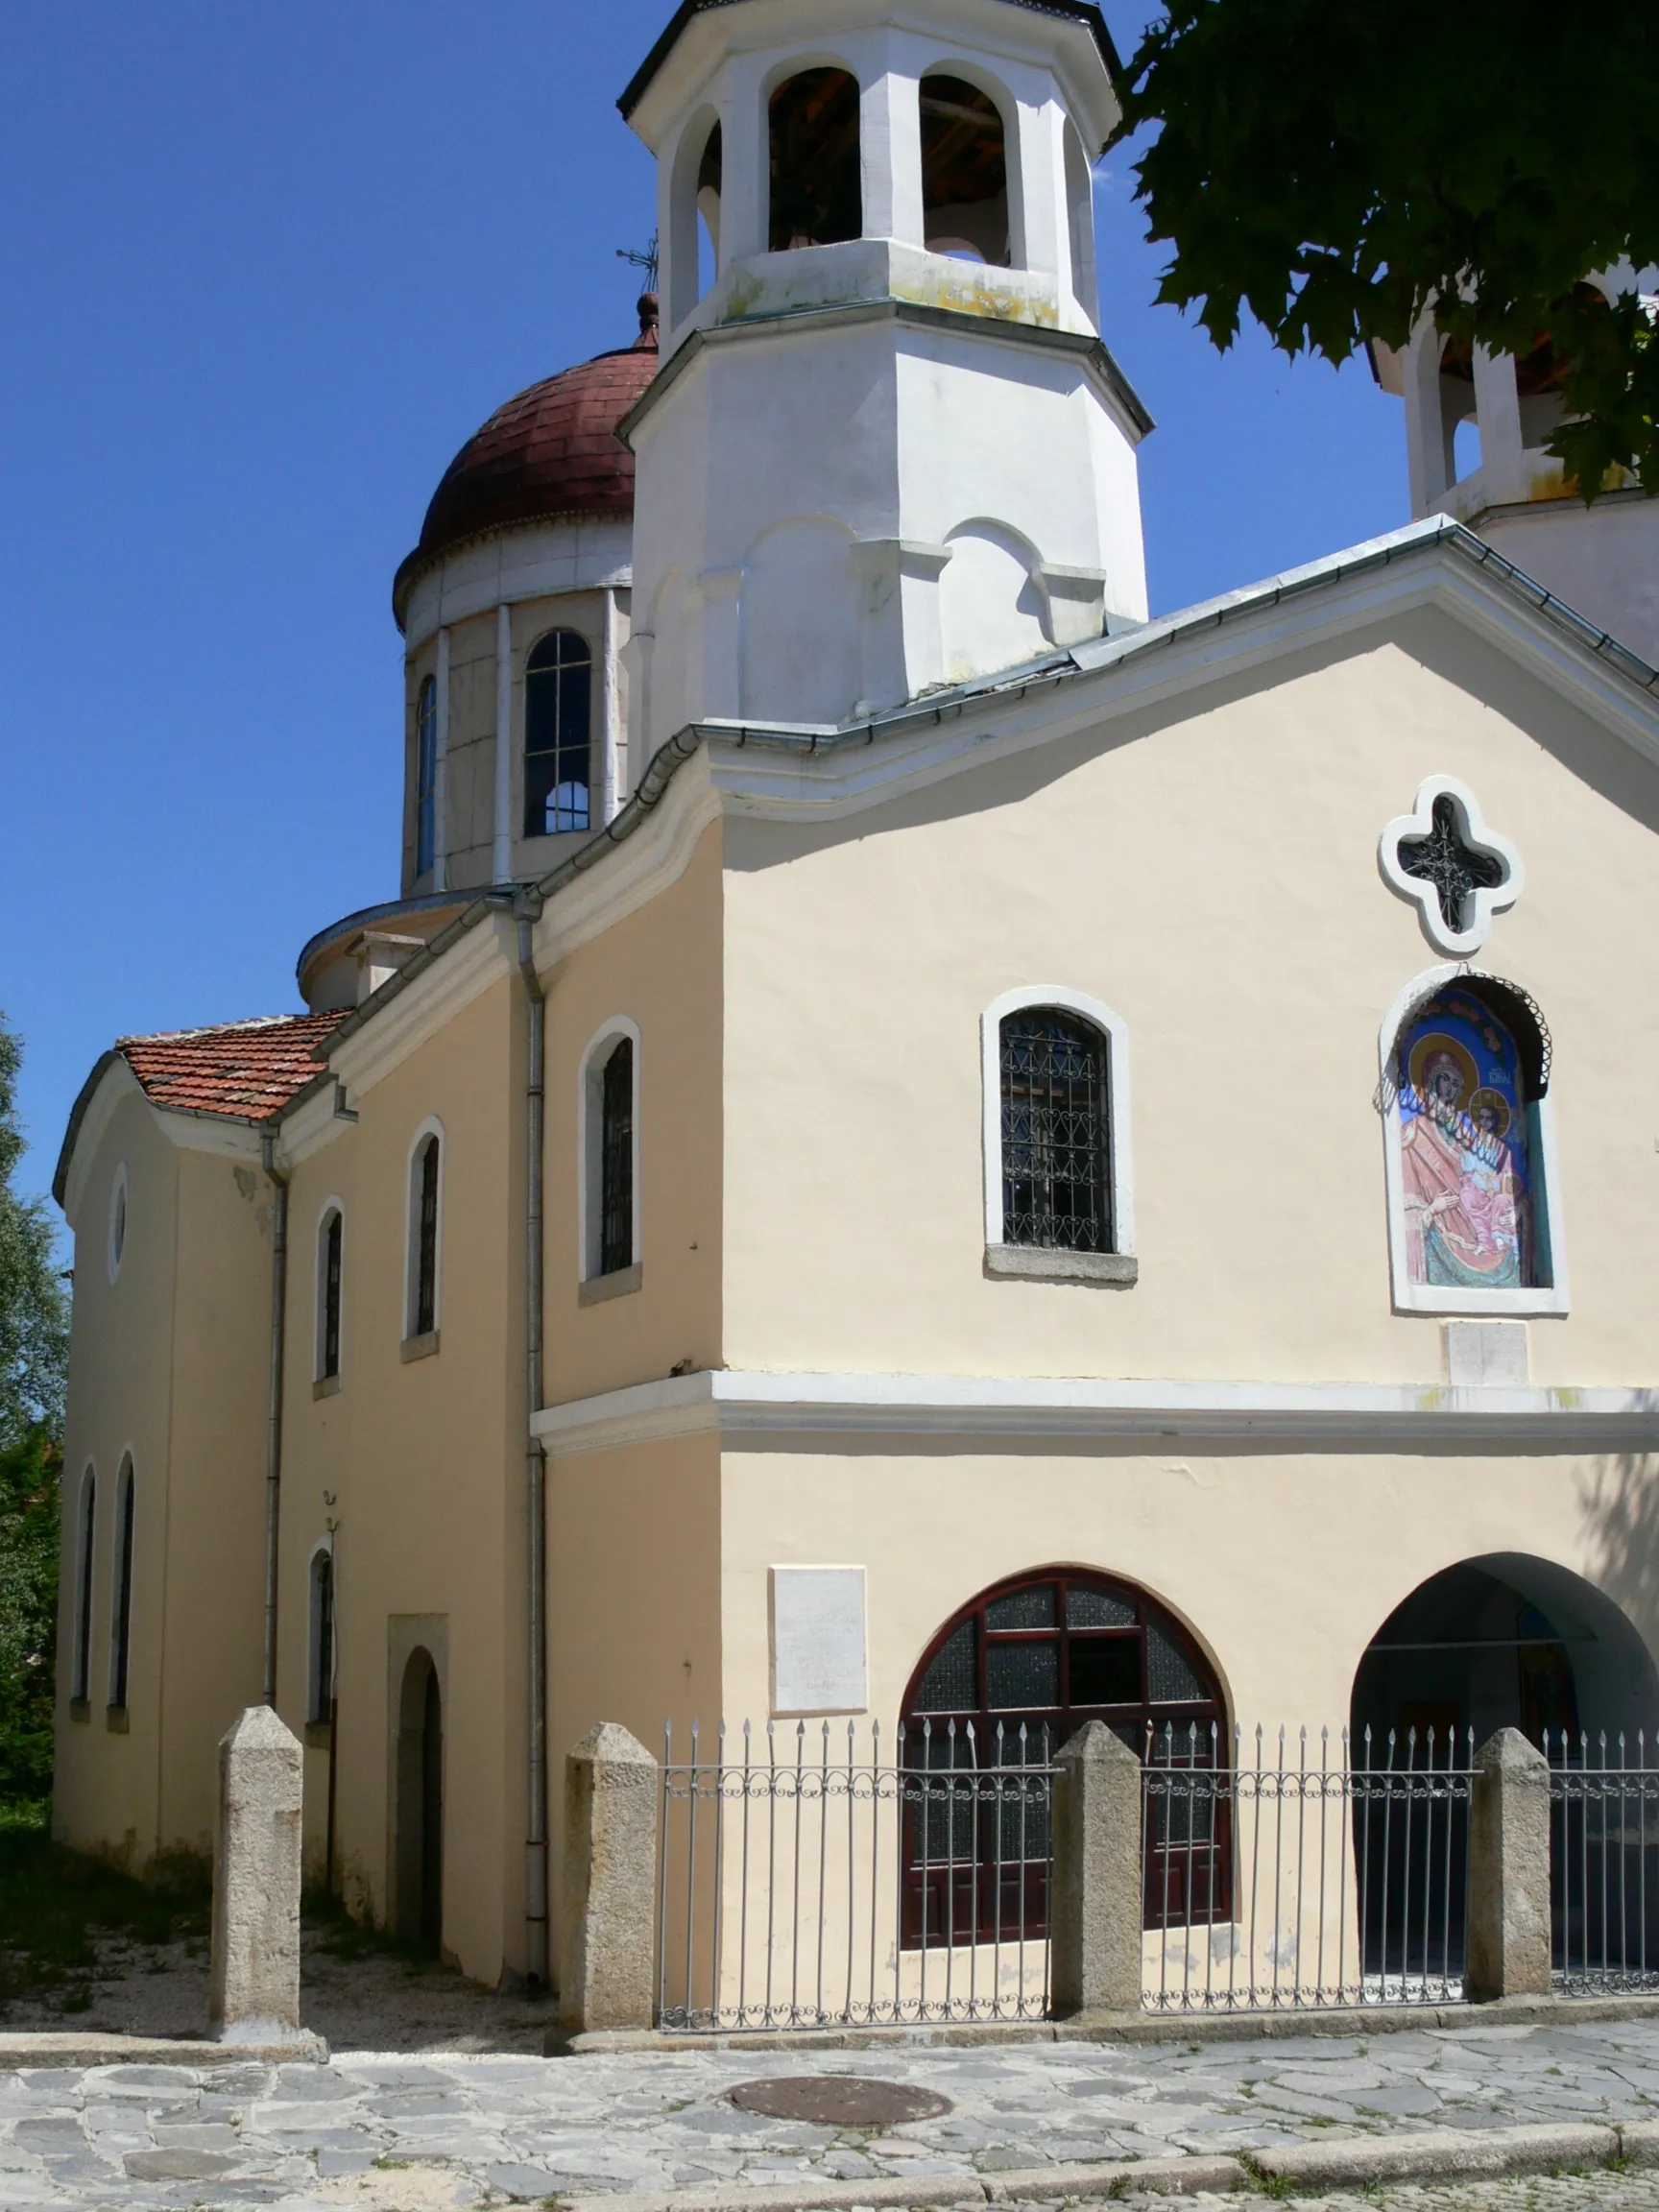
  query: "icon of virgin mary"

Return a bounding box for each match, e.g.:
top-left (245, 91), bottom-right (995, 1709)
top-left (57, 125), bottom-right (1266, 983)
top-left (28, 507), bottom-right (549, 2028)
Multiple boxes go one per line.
top-left (1400, 1039), bottom-right (1528, 1288)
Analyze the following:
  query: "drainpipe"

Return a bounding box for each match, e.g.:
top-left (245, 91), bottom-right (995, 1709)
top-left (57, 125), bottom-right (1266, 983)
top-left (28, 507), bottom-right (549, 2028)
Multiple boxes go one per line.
top-left (260, 1130), bottom-right (291, 1707)
top-left (516, 897), bottom-right (549, 1985)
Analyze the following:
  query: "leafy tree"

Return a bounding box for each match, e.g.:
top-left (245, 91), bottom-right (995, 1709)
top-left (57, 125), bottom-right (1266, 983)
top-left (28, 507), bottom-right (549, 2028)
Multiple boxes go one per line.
top-left (1111, 0), bottom-right (1659, 496)
top-left (0, 1015), bottom-right (67, 1448)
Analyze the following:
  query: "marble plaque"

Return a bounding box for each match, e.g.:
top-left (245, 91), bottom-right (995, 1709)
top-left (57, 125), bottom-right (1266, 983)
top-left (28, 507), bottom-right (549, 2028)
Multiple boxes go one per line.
top-left (770, 1566), bottom-right (867, 1715)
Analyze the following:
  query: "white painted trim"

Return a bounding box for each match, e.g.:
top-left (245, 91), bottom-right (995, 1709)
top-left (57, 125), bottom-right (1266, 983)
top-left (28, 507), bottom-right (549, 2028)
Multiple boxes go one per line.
top-left (60, 1059), bottom-right (140, 1226)
top-left (980, 985), bottom-right (1133, 1257)
top-left (403, 1118), bottom-right (446, 1340)
top-left (433, 626), bottom-right (450, 894)
top-left (577, 1017), bottom-right (642, 1282)
top-left (154, 1114), bottom-right (266, 1166)
top-left (107, 1453), bottom-right (135, 1707)
top-left (531, 1368), bottom-right (1659, 1455)
top-left (106, 1161), bottom-right (129, 1286)
top-left (493, 603), bottom-right (513, 884)
top-left (1377, 964), bottom-right (1570, 1318)
top-left (328, 910), bottom-right (517, 1101)
top-left (1378, 775), bottom-right (1523, 957)
top-left (313, 1196), bottom-right (346, 1384)
top-left (601, 588), bottom-right (620, 822)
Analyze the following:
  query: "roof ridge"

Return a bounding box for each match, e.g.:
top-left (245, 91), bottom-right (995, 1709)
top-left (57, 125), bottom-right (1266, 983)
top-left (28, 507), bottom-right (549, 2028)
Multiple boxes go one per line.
top-left (115, 1010), bottom-right (338, 1048)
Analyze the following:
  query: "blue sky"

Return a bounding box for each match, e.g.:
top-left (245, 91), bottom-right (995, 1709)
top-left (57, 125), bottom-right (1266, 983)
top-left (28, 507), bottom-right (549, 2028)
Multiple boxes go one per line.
top-left (0, 1), bottom-right (1404, 1218)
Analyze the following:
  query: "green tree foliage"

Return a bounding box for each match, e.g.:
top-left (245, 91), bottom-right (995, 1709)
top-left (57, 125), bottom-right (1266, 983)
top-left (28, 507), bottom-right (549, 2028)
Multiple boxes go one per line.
top-left (0, 1016), bottom-right (68, 1448)
top-left (1113, 0), bottom-right (1659, 497)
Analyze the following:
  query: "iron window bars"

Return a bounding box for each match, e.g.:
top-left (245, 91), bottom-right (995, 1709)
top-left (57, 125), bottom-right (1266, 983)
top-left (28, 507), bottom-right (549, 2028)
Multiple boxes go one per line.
top-left (599, 1039), bottom-right (634, 1275)
top-left (999, 1010), bottom-right (1112, 1251)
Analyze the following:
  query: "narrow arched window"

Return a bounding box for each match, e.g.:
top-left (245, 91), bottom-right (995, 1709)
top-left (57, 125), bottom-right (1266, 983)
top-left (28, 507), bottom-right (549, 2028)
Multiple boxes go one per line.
top-left (1000, 1008), bottom-right (1111, 1251)
top-left (109, 1458), bottom-right (135, 1710)
top-left (409, 1133), bottom-right (442, 1340)
top-left (769, 67), bottom-right (861, 252)
top-left (524, 630), bottom-right (592, 838)
top-left (600, 1039), bottom-right (634, 1276)
top-left (920, 74), bottom-right (1009, 265)
top-left (72, 1469), bottom-right (96, 1708)
top-left (318, 1207), bottom-right (344, 1382)
top-left (416, 674), bottom-right (438, 877)
top-left (308, 1547), bottom-right (335, 1727)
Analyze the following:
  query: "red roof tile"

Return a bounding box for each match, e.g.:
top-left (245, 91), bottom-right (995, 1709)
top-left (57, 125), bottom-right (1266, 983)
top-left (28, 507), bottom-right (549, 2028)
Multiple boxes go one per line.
top-left (119, 1012), bottom-right (344, 1121)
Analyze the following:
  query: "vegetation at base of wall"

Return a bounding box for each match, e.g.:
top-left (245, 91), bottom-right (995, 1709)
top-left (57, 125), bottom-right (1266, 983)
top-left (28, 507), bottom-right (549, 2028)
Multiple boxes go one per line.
top-left (0, 1819), bottom-right (210, 2010)
top-left (0, 1427), bottom-right (60, 1804)
top-left (301, 1878), bottom-right (448, 1971)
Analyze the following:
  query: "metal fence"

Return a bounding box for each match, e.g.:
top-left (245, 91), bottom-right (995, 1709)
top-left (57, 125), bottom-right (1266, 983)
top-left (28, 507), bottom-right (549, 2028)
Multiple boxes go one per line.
top-left (1546, 1730), bottom-right (1659, 1993)
top-left (1142, 1722), bottom-right (1476, 2011)
top-left (656, 1719), bottom-right (1055, 2031)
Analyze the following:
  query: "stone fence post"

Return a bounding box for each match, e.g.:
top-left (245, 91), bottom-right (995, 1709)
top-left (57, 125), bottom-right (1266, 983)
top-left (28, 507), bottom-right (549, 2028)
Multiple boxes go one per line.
top-left (1050, 1718), bottom-right (1142, 2016)
top-left (209, 1705), bottom-right (302, 2040)
top-left (561, 1722), bottom-right (660, 2032)
top-left (1467, 1724), bottom-right (1553, 2000)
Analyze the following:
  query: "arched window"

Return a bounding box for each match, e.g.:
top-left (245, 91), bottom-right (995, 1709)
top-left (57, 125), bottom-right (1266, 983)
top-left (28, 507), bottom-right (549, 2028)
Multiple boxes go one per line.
top-left (317, 1205), bottom-right (344, 1382)
top-left (983, 990), bottom-right (1134, 1280)
top-left (308, 1545), bottom-right (335, 1728)
top-left (524, 630), bottom-right (592, 838)
top-left (920, 74), bottom-right (1009, 265)
top-left (108, 1457), bottom-right (135, 1711)
top-left (1438, 333), bottom-right (1480, 483)
top-left (769, 67), bottom-right (861, 252)
top-left (901, 1569), bottom-right (1229, 1945)
top-left (71, 1468), bottom-right (96, 1710)
top-left (406, 1129), bottom-right (443, 1342)
top-left (581, 1022), bottom-right (641, 1287)
top-left (416, 674), bottom-right (438, 877)
top-left (1395, 979), bottom-right (1553, 1295)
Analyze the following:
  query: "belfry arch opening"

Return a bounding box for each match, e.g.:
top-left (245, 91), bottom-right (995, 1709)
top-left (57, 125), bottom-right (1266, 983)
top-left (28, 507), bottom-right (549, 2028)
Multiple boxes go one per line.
top-left (1438, 333), bottom-right (1479, 483)
top-left (900, 1567), bottom-right (1229, 1944)
top-left (768, 67), bottom-right (861, 252)
top-left (920, 74), bottom-right (1010, 265)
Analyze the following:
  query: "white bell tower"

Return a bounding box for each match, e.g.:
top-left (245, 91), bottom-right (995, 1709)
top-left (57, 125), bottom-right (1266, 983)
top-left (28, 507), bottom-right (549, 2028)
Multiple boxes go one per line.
top-left (618, 0), bottom-right (1151, 756)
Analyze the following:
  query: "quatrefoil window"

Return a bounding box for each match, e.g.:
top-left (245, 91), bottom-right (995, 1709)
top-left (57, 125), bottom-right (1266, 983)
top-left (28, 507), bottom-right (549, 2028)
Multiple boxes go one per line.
top-left (1379, 777), bottom-right (1523, 958)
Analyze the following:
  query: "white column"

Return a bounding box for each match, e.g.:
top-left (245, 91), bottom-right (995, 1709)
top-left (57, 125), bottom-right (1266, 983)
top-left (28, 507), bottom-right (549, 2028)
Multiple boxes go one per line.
top-left (721, 55), bottom-right (768, 262)
top-left (1403, 322), bottom-right (1449, 515)
top-left (433, 626), bottom-right (450, 894)
top-left (600, 589), bottom-right (620, 824)
top-left (1473, 345), bottom-right (1525, 503)
top-left (860, 54), bottom-right (922, 245)
top-left (493, 602), bottom-right (513, 882)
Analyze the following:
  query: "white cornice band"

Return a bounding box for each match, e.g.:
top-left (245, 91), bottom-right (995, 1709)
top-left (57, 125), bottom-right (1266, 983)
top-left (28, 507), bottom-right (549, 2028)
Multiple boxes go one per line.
top-left (531, 1368), bottom-right (1659, 1455)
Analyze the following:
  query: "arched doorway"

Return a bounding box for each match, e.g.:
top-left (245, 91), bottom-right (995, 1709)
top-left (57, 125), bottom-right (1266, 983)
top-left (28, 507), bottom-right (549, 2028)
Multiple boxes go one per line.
top-left (395, 1648), bottom-right (444, 1950)
top-left (900, 1567), bottom-right (1228, 1945)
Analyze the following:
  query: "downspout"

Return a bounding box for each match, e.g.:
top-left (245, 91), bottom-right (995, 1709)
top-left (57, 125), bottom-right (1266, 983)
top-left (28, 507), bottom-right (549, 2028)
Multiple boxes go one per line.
top-left (260, 1130), bottom-right (291, 1707)
top-left (516, 898), bottom-right (550, 1985)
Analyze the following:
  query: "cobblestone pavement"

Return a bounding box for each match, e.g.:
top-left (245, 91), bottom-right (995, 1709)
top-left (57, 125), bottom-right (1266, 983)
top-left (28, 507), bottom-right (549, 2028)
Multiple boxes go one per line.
top-left (7, 2018), bottom-right (1659, 2208)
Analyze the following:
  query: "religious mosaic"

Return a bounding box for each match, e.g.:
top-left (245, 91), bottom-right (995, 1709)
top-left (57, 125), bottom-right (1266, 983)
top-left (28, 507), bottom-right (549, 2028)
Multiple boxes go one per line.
top-left (1398, 987), bottom-right (1534, 1289)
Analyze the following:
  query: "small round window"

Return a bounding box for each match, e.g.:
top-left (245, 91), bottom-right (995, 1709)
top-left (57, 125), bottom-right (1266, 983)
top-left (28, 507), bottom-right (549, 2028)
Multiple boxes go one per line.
top-left (108, 1165), bottom-right (129, 1284)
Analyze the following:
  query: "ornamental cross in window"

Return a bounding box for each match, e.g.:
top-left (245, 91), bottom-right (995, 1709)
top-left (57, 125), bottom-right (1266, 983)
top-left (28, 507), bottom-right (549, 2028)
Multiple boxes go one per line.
top-left (1379, 777), bottom-right (1523, 958)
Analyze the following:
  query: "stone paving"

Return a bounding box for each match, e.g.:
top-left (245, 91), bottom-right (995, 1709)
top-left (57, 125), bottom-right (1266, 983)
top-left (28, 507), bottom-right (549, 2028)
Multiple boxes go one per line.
top-left (6, 2018), bottom-right (1659, 2208)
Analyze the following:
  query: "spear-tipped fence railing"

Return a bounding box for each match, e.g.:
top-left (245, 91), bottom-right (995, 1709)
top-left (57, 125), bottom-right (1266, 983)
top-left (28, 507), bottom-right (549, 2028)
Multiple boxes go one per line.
top-left (1544, 1728), bottom-right (1659, 1992)
top-left (1142, 1721), bottom-right (1476, 2010)
top-left (656, 1718), bottom-right (1056, 2031)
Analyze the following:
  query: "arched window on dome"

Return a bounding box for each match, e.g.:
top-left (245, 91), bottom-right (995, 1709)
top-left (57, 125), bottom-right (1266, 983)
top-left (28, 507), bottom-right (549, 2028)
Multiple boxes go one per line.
top-left (920, 74), bottom-right (1010, 266)
top-left (524, 630), bottom-right (592, 839)
top-left (769, 67), bottom-right (861, 252)
top-left (416, 675), bottom-right (438, 878)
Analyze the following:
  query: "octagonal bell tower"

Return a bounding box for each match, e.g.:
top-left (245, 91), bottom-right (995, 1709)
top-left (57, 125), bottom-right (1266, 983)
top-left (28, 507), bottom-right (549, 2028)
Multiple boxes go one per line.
top-left (618, 0), bottom-right (1151, 757)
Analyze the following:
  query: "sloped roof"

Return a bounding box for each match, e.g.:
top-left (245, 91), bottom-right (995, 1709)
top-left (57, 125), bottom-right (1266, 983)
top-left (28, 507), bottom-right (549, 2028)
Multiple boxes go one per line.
top-left (117, 1012), bottom-right (344, 1121)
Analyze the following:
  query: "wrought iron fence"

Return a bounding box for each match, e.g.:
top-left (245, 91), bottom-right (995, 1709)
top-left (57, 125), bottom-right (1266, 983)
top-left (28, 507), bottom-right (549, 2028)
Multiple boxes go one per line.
top-left (656, 1718), bottom-right (1055, 2031)
top-left (1545, 1730), bottom-right (1659, 1992)
top-left (1142, 1722), bottom-right (1476, 2011)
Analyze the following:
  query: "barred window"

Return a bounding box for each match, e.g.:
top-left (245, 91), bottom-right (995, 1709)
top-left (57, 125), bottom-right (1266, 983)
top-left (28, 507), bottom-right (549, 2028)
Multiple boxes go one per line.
top-left (319, 1208), bottom-right (343, 1382)
top-left (416, 675), bottom-right (438, 877)
top-left (308, 1548), bottom-right (335, 1727)
top-left (408, 1133), bottom-right (442, 1339)
top-left (600, 1039), bottom-right (634, 1275)
top-left (109, 1457), bottom-right (135, 1710)
top-left (999, 1009), bottom-right (1112, 1251)
top-left (524, 629), bottom-right (591, 838)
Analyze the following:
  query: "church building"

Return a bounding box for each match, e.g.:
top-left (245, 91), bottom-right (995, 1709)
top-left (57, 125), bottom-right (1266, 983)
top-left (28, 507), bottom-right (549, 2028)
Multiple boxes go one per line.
top-left (50, 0), bottom-right (1659, 1996)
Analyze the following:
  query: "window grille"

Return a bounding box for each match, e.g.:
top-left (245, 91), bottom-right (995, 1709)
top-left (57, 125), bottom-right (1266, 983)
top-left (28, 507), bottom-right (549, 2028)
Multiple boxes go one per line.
top-left (524, 630), bottom-right (592, 838)
top-left (415, 1139), bottom-right (440, 1336)
top-left (321, 1212), bottom-right (342, 1381)
top-left (599, 1039), bottom-right (633, 1275)
top-left (309, 1551), bottom-right (335, 1726)
top-left (73, 1474), bottom-right (95, 1704)
top-left (999, 1010), bottom-right (1111, 1251)
top-left (110, 1463), bottom-right (134, 1709)
top-left (416, 675), bottom-right (438, 877)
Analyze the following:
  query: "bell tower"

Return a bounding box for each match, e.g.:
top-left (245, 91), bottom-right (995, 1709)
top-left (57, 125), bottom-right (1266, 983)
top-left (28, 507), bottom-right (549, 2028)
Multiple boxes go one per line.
top-left (618, 0), bottom-right (1151, 757)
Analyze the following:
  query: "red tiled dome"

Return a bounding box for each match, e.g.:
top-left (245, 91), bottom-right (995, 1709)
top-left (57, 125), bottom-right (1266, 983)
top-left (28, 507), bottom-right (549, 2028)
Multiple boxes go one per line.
top-left (394, 301), bottom-right (659, 616)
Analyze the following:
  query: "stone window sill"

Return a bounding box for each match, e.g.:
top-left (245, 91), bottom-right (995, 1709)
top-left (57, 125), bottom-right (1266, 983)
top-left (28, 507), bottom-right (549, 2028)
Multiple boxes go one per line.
top-left (69, 1697), bottom-right (89, 1724)
top-left (579, 1262), bottom-right (642, 1307)
top-left (106, 1704), bottom-right (130, 1734)
top-left (303, 1720), bottom-right (333, 1750)
top-left (984, 1245), bottom-right (1139, 1287)
top-left (313, 1373), bottom-right (341, 1400)
top-left (400, 1329), bottom-right (441, 1364)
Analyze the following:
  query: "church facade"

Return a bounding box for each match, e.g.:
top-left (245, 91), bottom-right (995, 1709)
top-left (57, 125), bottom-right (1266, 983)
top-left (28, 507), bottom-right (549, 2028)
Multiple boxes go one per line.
top-left (51, 0), bottom-right (1659, 1995)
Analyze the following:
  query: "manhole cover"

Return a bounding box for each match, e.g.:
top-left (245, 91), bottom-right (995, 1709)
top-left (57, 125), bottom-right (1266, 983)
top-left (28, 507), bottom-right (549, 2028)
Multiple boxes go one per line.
top-left (729, 2077), bottom-right (951, 2127)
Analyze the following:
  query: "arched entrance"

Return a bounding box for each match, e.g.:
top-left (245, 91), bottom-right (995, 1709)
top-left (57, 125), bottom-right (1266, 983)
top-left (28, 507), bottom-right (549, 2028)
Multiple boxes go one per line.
top-left (395, 1647), bottom-right (444, 1950)
top-left (900, 1567), bottom-right (1228, 1945)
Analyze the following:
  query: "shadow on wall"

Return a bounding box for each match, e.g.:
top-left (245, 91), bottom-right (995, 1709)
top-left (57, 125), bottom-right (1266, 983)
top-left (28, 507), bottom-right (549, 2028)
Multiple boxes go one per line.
top-left (1578, 1454), bottom-right (1659, 1704)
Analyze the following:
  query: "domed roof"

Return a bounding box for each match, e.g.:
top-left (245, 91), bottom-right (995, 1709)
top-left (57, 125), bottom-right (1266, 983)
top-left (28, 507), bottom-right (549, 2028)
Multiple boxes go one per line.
top-left (394, 299), bottom-right (659, 619)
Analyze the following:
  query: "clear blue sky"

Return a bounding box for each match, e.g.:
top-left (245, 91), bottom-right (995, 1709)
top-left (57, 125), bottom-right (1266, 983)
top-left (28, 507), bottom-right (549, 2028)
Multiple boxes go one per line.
top-left (0, 1), bottom-right (1405, 1219)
